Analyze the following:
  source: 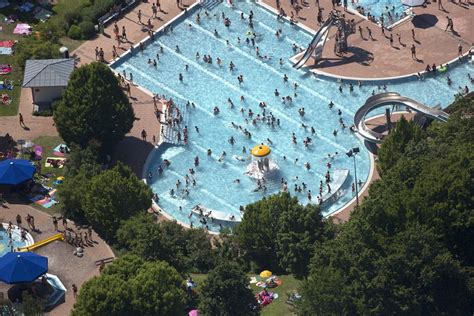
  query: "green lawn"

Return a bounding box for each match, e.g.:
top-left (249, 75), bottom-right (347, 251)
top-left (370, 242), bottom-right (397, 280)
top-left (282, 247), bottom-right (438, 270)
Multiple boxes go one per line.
top-left (20, 135), bottom-right (66, 215)
top-left (0, 18), bottom-right (24, 117)
top-left (189, 274), bottom-right (300, 315)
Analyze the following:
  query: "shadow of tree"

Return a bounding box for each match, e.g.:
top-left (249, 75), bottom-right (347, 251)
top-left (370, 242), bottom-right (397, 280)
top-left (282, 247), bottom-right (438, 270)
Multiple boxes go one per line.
top-left (112, 136), bottom-right (155, 177)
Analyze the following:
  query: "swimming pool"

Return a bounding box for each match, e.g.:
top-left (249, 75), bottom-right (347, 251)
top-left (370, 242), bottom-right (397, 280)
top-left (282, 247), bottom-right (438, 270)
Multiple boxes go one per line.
top-left (349, 0), bottom-right (407, 25)
top-left (112, 1), bottom-right (472, 232)
top-left (0, 223), bottom-right (32, 256)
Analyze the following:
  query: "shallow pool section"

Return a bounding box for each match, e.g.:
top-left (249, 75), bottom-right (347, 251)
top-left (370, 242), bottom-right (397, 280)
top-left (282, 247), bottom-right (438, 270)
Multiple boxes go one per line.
top-left (112, 1), bottom-right (472, 232)
top-left (349, 0), bottom-right (407, 25)
top-left (0, 223), bottom-right (33, 256)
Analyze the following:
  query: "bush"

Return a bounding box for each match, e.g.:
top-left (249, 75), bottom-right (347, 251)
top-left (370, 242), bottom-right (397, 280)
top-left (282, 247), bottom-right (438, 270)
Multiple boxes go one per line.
top-left (68, 25), bottom-right (82, 39)
top-left (79, 21), bottom-right (96, 39)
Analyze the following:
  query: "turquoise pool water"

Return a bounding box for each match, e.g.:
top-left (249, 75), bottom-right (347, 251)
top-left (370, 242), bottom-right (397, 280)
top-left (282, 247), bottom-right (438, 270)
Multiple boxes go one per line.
top-left (112, 1), bottom-right (472, 232)
top-left (0, 226), bottom-right (28, 256)
top-left (349, 0), bottom-right (407, 24)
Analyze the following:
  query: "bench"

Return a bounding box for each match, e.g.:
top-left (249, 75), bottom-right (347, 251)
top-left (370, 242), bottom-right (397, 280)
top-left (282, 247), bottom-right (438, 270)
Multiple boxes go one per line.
top-left (95, 257), bottom-right (115, 266)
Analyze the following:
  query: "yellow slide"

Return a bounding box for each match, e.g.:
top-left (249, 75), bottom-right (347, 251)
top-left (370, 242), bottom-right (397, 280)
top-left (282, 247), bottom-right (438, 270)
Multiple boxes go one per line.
top-left (17, 233), bottom-right (65, 252)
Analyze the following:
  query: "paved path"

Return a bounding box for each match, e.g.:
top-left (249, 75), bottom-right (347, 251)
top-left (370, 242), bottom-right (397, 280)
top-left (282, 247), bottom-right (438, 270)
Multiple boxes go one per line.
top-left (0, 200), bottom-right (114, 316)
top-left (262, 0), bottom-right (472, 79)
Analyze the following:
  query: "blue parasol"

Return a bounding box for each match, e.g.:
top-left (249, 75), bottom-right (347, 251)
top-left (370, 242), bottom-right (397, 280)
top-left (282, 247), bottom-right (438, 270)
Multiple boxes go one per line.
top-left (0, 159), bottom-right (36, 185)
top-left (0, 252), bottom-right (48, 284)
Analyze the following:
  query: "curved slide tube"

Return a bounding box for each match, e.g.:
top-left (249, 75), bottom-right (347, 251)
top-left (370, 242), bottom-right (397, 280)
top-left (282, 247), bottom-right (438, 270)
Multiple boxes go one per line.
top-left (354, 92), bottom-right (450, 143)
top-left (17, 233), bottom-right (64, 252)
top-left (293, 17), bottom-right (334, 69)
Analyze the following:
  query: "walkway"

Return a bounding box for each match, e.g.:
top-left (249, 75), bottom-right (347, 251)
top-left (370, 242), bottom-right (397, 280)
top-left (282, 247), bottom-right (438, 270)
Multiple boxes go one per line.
top-left (0, 200), bottom-right (114, 316)
top-left (261, 0), bottom-right (473, 79)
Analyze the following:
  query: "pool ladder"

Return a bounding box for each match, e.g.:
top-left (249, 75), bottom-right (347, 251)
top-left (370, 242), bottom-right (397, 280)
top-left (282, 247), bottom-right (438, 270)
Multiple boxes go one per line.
top-left (162, 103), bottom-right (189, 146)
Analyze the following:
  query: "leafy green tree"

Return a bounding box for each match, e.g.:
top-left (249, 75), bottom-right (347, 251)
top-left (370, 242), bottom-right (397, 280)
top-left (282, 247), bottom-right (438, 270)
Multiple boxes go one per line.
top-left (73, 255), bottom-right (186, 316)
top-left (236, 193), bottom-right (330, 275)
top-left (377, 116), bottom-right (423, 174)
top-left (21, 292), bottom-right (43, 316)
top-left (15, 37), bottom-right (60, 70)
top-left (298, 223), bottom-right (472, 315)
top-left (83, 163), bottom-right (152, 241)
top-left (131, 261), bottom-right (186, 315)
top-left (276, 201), bottom-right (331, 279)
top-left (199, 262), bottom-right (259, 316)
top-left (235, 193), bottom-right (290, 272)
top-left (53, 62), bottom-right (135, 154)
top-left (117, 215), bottom-right (215, 273)
top-left (72, 274), bottom-right (131, 316)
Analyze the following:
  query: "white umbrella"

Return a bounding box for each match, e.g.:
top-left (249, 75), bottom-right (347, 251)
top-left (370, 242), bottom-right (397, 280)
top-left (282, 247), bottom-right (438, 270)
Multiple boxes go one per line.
top-left (402, 0), bottom-right (425, 7)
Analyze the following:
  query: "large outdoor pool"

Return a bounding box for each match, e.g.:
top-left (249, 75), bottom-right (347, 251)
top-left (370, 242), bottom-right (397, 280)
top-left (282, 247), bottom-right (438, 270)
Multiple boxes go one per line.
top-left (112, 1), bottom-right (472, 232)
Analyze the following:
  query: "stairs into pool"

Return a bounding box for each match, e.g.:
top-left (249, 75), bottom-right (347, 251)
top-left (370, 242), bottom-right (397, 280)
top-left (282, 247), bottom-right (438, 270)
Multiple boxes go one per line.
top-left (200, 0), bottom-right (223, 11)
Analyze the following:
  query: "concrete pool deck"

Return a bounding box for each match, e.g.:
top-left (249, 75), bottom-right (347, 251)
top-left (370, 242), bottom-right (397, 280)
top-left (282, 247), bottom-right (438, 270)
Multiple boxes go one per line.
top-left (261, 0), bottom-right (473, 79)
top-left (0, 200), bottom-right (115, 316)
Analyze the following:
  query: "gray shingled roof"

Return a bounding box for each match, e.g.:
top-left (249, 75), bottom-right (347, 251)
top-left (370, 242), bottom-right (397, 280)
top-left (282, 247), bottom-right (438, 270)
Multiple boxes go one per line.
top-left (22, 58), bottom-right (75, 88)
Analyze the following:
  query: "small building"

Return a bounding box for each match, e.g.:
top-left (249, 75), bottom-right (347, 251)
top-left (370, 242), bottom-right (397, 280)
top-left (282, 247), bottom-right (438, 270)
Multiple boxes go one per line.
top-left (22, 58), bottom-right (74, 106)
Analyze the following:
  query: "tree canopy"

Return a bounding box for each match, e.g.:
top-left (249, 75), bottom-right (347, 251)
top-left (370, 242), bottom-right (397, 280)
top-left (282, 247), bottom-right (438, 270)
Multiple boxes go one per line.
top-left (297, 99), bottom-right (474, 315)
top-left (83, 163), bottom-right (152, 241)
top-left (116, 214), bottom-right (215, 273)
top-left (53, 62), bottom-right (135, 154)
top-left (236, 193), bottom-right (330, 277)
top-left (73, 255), bottom-right (185, 316)
top-left (198, 262), bottom-right (259, 316)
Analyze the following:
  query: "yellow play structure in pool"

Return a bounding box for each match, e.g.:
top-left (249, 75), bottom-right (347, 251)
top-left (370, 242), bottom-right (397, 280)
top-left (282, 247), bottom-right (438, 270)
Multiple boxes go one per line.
top-left (17, 233), bottom-right (64, 252)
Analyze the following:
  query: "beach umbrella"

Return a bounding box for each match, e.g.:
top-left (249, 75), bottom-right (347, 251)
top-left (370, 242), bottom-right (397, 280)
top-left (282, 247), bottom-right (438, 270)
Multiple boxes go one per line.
top-left (401, 0), bottom-right (425, 7)
top-left (0, 252), bottom-right (48, 284)
top-left (0, 159), bottom-right (36, 185)
top-left (259, 270), bottom-right (272, 278)
top-left (189, 310), bottom-right (199, 316)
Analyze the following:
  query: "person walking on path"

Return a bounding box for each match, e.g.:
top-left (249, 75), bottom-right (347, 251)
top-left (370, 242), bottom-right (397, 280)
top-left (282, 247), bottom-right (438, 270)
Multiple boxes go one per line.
top-left (72, 284), bottom-right (78, 299)
top-left (389, 33), bottom-right (394, 47)
top-left (411, 44), bottom-right (417, 60)
top-left (16, 214), bottom-right (22, 227)
top-left (411, 29), bottom-right (416, 41)
top-left (52, 216), bottom-right (58, 231)
top-left (19, 113), bottom-right (25, 128)
top-left (156, 0), bottom-right (161, 12)
top-left (458, 43), bottom-right (463, 57)
top-left (141, 129), bottom-right (147, 141)
top-left (366, 27), bottom-right (373, 40)
top-left (152, 3), bottom-right (157, 18)
top-left (138, 9), bottom-right (142, 24)
top-left (438, 0), bottom-right (445, 11)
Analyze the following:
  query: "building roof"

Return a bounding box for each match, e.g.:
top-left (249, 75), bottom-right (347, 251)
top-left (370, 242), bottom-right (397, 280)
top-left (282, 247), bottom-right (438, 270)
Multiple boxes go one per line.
top-left (22, 58), bottom-right (74, 88)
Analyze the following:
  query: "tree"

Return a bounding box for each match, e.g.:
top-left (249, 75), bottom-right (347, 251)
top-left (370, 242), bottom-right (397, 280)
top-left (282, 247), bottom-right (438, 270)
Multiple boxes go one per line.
top-left (236, 193), bottom-right (330, 275)
top-left (73, 255), bottom-right (186, 316)
top-left (276, 201), bottom-right (331, 279)
top-left (83, 162), bottom-right (152, 241)
top-left (235, 193), bottom-right (291, 272)
top-left (53, 62), bottom-right (135, 154)
top-left (131, 261), bottom-right (186, 315)
top-left (116, 215), bottom-right (215, 273)
top-left (199, 262), bottom-right (259, 316)
top-left (377, 116), bottom-right (423, 174)
top-left (298, 223), bottom-right (473, 315)
top-left (58, 143), bottom-right (101, 221)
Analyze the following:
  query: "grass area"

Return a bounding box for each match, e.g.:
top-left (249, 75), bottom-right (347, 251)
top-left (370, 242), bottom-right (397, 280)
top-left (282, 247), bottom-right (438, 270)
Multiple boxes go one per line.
top-left (190, 274), bottom-right (300, 316)
top-left (20, 135), bottom-right (67, 215)
top-left (0, 17), bottom-right (24, 117)
top-left (59, 36), bottom-right (84, 53)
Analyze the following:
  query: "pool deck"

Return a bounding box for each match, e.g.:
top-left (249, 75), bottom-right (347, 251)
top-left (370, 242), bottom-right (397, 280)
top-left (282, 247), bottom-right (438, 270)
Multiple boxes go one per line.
top-left (0, 200), bottom-right (115, 316)
top-left (261, 0), bottom-right (473, 79)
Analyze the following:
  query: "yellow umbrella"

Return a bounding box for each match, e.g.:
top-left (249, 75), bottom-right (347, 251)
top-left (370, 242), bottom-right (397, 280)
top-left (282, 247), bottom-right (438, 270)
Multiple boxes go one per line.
top-left (260, 270), bottom-right (272, 278)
